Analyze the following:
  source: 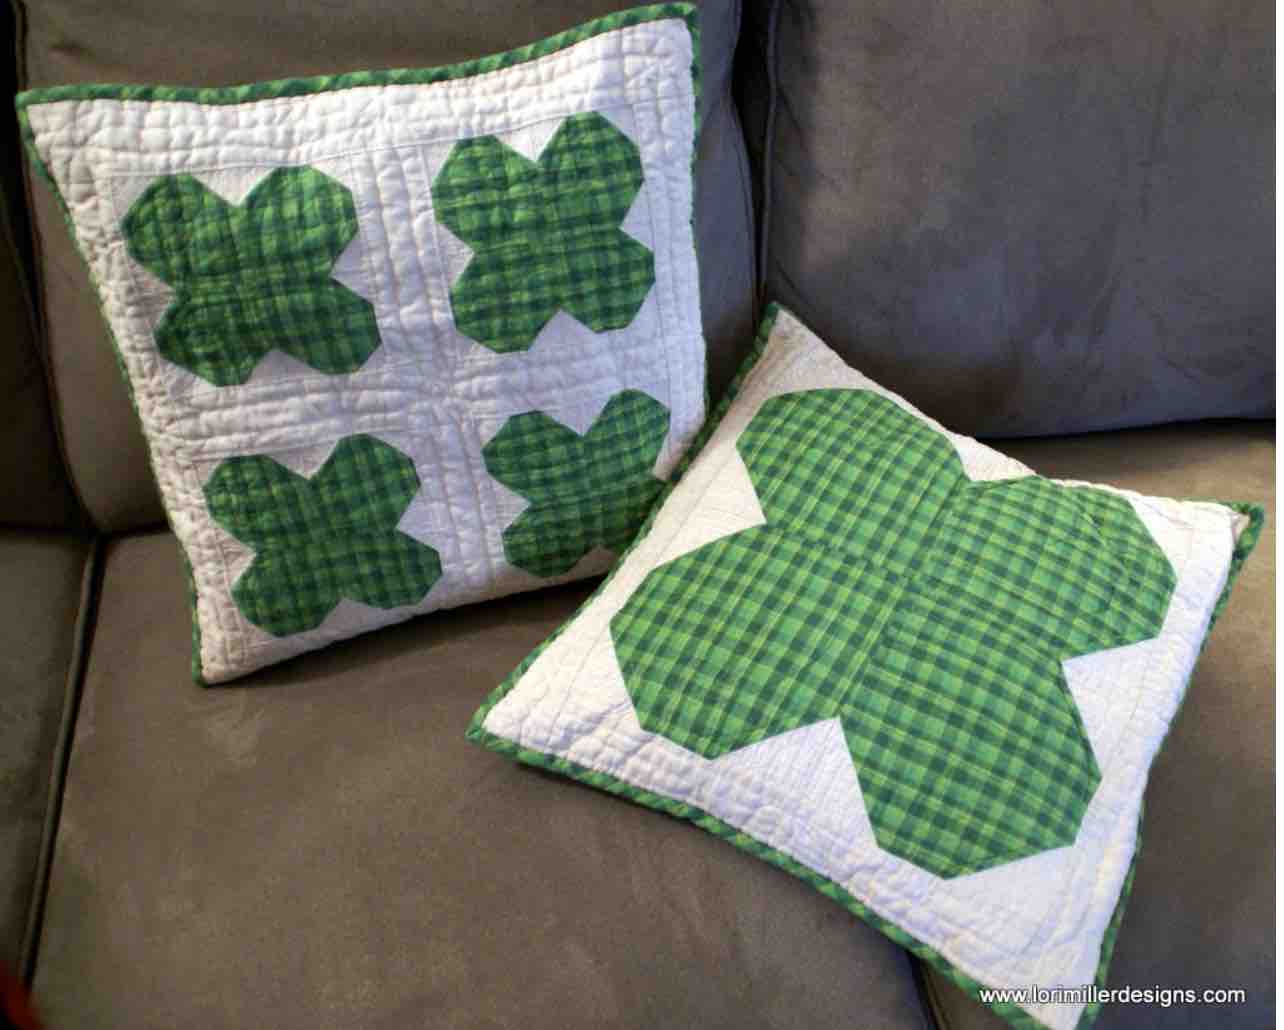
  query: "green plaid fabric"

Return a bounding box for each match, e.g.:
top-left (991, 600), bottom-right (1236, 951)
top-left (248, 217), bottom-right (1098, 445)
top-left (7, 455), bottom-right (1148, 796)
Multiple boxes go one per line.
top-left (432, 112), bottom-right (655, 352)
top-left (484, 389), bottom-right (669, 577)
top-left (123, 166), bottom-right (381, 386)
top-left (610, 389), bottom-right (1176, 878)
top-left (204, 434), bottom-right (441, 636)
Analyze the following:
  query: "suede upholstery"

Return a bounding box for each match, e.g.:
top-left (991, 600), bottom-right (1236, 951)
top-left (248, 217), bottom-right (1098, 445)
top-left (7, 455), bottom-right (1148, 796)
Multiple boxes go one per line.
top-left (0, 530), bottom-right (88, 968)
top-left (0, 217), bottom-right (77, 530)
top-left (0, 1), bottom-right (78, 530)
top-left (742, 0), bottom-right (1273, 437)
top-left (32, 532), bottom-right (929, 1030)
top-left (15, 0), bottom-right (757, 532)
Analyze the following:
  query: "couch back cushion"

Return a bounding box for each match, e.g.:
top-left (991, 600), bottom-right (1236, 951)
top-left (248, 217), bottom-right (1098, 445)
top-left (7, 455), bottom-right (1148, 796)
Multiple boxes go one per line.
top-left (1, 2), bottom-right (80, 529)
top-left (17, 0), bottom-right (756, 532)
top-left (743, 0), bottom-right (1272, 436)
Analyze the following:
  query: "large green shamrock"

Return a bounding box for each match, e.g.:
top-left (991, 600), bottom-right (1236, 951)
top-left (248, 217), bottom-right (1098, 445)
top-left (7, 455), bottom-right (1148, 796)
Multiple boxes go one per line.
top-left (611, 390), bottom-right (1176, 878)
top-left (484, 389), bottom-right (669, 578)
top-left (204, 434), bottom-right (441, 637)
top-left (432, 112), bottom-right (655, 352)
top-left (123, 166), bottom-right (382, 386)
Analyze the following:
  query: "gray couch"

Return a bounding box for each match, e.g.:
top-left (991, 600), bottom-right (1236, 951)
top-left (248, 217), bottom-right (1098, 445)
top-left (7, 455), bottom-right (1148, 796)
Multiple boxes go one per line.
top-left (2, 1), bottom-right (1273, 1027)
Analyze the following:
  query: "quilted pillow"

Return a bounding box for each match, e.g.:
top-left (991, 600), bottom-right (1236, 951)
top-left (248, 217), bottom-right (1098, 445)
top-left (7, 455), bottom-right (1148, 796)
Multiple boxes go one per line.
top-left (468, 305), bottom-right (1263, 1030)
top-left (18, 4), bottom-right (705, 683)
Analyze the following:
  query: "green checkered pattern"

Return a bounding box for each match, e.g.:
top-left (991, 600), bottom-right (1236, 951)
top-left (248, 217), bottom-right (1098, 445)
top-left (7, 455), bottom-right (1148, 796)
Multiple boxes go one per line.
top-left (611, 388), bottom-right (1177, 878)
top-left (122, 166), bottom-right (381, 386)
top-left (433, 112), bottom-right (655, 352)
top-left (484, 389), bottom-right (669, 578)
top-left (204, 434), bottom-right (441, 636)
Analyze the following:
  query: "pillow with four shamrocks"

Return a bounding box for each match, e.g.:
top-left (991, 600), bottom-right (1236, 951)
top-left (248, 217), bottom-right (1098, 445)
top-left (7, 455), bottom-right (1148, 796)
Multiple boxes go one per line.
top-left (17, 4), bottom-right (705, 682)
top-left (469, 304), bottom-right (1263, 1030)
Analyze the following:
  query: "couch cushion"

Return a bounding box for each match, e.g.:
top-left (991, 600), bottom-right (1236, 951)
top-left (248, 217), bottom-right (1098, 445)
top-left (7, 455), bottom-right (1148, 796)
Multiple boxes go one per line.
top-left (17, 0), bottom-right (756, 533)
top-left (0, 4), bottom-right (80, 531)
top-left (31, 530), bottom-right (930, 1029)
top-left (920, 420), bottom-right (1274, 1029)
top-left (745, 0), bottom-right (1272, 437)
top-left (0, 529), bottom-right (90, 968)
top-left (0, 215), bottom-right (79, 531)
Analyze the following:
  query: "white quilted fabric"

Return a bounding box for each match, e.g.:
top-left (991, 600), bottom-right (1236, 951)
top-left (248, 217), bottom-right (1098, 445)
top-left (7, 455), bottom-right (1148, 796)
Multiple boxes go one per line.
top-left (22, 16), bottom-right (703, 682)
top-left (481, 309), bottom-right (1250, 1030)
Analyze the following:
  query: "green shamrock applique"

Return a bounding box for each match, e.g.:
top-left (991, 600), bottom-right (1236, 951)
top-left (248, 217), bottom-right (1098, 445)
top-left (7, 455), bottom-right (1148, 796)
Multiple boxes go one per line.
top-left (611, 389), bottom-right (1176, 878)
top-left (432, 112), bottom-right (655, 352)
top-left (204, 434), bottom-right (441, 636)
top-left (484, 389), bottom-right (669, 578)
top-left (123, 166), bottom-right (382, 386)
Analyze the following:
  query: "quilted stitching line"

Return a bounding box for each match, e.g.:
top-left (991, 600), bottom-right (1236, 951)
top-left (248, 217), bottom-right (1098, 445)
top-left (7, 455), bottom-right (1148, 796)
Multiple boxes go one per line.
top-left (347, 149), bottom-right (391, 372)
top-left (38, 86), bottom-right (695, 186)
top-left (416, 141), bottom-right (506, 597)
top-left (633, 97), bottom-right (682, 476)
top-left (359, 148), bottom-right (425, 384)
top-left (83, 98), bottom-right (688, 189)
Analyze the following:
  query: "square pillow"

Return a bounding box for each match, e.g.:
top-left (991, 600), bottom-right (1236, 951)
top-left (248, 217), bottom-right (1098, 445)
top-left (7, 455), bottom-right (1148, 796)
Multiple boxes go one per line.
top-left (18, 3), bottom-right (704, 683)
top-left (468, 305), bottom-right (1263, 1030)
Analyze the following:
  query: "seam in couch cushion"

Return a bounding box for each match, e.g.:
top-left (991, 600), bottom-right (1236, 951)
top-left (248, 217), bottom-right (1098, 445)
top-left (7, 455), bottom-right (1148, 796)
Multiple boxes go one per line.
top-left (20, 535), bottom-right (102, 985)
top-left (754, 0), bottom-right (780, 314)
top-left (914, 956), bottom-right (952, 1030)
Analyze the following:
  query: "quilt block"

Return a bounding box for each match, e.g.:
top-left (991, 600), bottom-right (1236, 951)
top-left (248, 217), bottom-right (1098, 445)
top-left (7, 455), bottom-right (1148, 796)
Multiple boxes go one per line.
top-left (18, 4), bottom-right (704, 682)
top-left (470, 305), bottom-right (1262, 1030)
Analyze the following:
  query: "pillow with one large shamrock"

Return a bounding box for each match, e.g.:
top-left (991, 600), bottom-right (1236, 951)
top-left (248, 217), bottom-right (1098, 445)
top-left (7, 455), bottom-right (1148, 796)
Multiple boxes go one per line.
top-left (18, 4), bottom-right (706, 683)
top-left (469, 305), bottom-right (1263, 1030)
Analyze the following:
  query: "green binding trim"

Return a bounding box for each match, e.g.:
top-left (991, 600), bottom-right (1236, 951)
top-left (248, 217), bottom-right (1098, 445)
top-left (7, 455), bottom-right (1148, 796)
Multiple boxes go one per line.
top-left (15, 2), bottom-right (699, 683)
top-left (14, 5), bottom-right (697, 109)
top-left (484, 390), bottom-right (669, 578)
top-left (178, 552), bottom-right (208, 687)
top-left (434, 112), bottom-right (655, 352)
top-left (469, 301), bottom-right (1263, 1029)
top-left (1210, 501), bottom-right (1264, 630)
